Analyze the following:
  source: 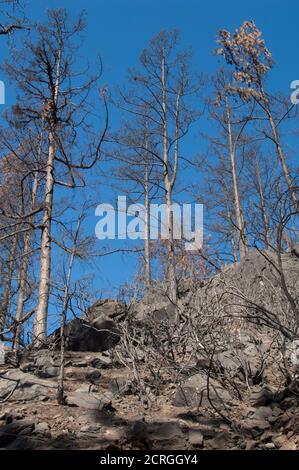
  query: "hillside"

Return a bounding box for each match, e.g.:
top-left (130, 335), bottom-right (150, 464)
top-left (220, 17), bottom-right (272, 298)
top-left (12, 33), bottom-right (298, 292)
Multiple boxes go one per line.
top-left (1, 249), bottom-right (299, 450)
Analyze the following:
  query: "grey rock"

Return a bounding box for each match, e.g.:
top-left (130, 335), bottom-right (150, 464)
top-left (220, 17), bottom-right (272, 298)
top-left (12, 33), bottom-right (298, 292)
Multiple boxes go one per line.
top-left (242, 417), bottom-right (270, 437)
top-left (0, 419), bottom-right (34, 447)
top-left (205, 431), bottom-right (233, 449)
top-left (35, 422), bottom-right (50, 433)
top-left (272, 434), bottom-right (289, 448)
top-left (130, 420), bottom-right (147, 440)
top-left (0, 370), bottom-right (54, 402)
top-left (34, 350), bottom-right (54, 368)
top-left (188, 429), bottom-right (204, 446)
top-left (70, 360), bottom-right (88, 368)
top-left (264, 442), bottom-right (275, 449)
top-left (66, 389), bottom-right (113, 410)
top-left (90, 354), bottom-right (112, 369)
top-left (147, 422), bottom-right (183, 442)
top-left (80, 424), bottom-right (101, 433)
top-left (280, 440), bottom-right (297, 450)
top-left (216, 351), bottom-right (240, 374)
top-left (35, 366), bottom-right (59, 379)
top-left (50, 317), bottom-right (120, 352)
top-left (19, 361), bottom-right (35, 373)
top-left (130, 289), bottom-right (176, 322)
top-left (85, 370), bottom-right (101, 382)
top-left (87, 299), bottom-right (127, 322)
top-left (251, 406), bottom-right (273, 421)
top-left (109, 377), bottom-right (130, 396)
top-left (174, 373), bottom-right (233, 409)
top-left (245, 440), bottom-right (258, 450)
top-left (250, 386), bottom-right (275, 407)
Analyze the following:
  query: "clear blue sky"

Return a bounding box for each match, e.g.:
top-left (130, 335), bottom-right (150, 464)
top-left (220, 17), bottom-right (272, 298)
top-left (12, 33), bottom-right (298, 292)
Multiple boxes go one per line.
top-left (1, 0), bottom-right (299, 299)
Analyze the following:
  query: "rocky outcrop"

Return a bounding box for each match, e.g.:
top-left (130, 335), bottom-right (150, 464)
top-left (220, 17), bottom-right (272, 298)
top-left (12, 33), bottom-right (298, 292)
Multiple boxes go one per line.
top-left (173, 372), bottom-right (234, 409)
top-left (0, 250), bottom-right (298, 450)
top-left (87, 299), bottom-right (127, 322)
top-left (129, 289), bottom-right (177, 322)
top-left (48, 299), bottom-right (126, 352)
top-left (1, 348), bottom-right (299, 450)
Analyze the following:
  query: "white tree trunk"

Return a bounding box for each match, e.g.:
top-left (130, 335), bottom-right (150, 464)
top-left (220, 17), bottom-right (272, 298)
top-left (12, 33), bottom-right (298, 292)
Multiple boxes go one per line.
top-left (144, 135), bottom-right (151, 290)
top-left (226, 95), bottom-right (247, 261)
top-left (267, 111), bottom-right (298, 208)
top-left (34, 50), bottom-right (61, 346)
top-left (33, 131), bottom-right (55, 345)
top-left (0, 235), bottom-right (17, 337)
top-left (255, 158), bottom-right (271, 248)
top-left (161, 51), bottom-right (177, 303)
top-left (14, 170), bottom-right (39, 351)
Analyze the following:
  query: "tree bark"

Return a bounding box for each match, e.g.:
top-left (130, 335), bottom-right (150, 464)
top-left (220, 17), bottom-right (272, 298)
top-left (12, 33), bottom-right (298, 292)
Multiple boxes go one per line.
top-left (267, 109), bottom-right (298, 208)
top-left (34, 50), bottom-right (61, 346)
top-left (226, 95), bottom-right (247, 261)
top-left (144, 132), bottom-right (151, 290)
top-left (57, 213), bottom-right (82, 404)
top-left (255, 158), bottom-right (271, 249)
top-left (0, 235), bottom-right (17, 339)
top-left (161, 51), bottom-right (177, 303)
top-left (14, 169), bottom-right (39, 351)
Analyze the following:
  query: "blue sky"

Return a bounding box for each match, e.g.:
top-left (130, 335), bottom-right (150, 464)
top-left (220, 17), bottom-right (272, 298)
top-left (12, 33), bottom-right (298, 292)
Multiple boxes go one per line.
top-left (1, 0), bottom-right (299, 301)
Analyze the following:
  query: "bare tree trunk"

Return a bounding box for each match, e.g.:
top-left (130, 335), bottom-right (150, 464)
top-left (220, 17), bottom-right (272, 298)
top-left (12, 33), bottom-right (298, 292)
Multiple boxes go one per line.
top-left (161, 51), bottom-right (177, 303)
top-left (255, 158), bottom-right (271, 249)
top-left (0, 235), bottom-right (17, 339)
top-left (267, 109), bottom-right (298, 208)
top-left (33, 131), bottom-right (55, 345)
top-left (14, 170), bottom-right (39, 351)
top-left (166, 187), bottom-right (177, 302)
top-left (34, 50), bottom-right (61, 346)
top-left (57, 213), bottom-right (82, 405)
top-left (230, 232), bottom-right (238, 262)
top-left (226, 95), bottom-right (247, 261)
top-left (222, 178), bottom-right (238, 262)
top-left (144, 134), bottom-right (151, 290)
top-left (227, 206), bottom-right (238, 262)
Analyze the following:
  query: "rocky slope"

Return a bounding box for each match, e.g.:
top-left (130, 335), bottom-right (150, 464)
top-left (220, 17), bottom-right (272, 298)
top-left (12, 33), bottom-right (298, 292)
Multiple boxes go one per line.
top-left (1, 349), bottom-right (299, 450)
top-left (0, 249), bottom-right (298, 450)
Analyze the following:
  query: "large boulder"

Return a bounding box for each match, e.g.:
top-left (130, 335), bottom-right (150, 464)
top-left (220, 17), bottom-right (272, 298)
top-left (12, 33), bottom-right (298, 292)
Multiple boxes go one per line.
top-left (52, 317), bottom-right (120, 352)
top-left (129, 289), bottom-right (177, 322)
top-left (48, 299), bottom-right (125, 352)
top-left (87, 299), bottom-right (127, 322)
top-left (0, 369), bottom-right (55, 402)
top-left (65, 384), bottom-right (113, 410)
top-left (193, 250), bottom-right (299, 316)
top-left (173, 372), bottom-right (233, 409)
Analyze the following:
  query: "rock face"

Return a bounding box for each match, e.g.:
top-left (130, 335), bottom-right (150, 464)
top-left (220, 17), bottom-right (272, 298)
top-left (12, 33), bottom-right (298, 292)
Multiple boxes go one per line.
top-left (0, 420), bottom-right (35, 447)
top-left (188, 429), bottom-right (204, 446)
top-left (0, 369), bottom-right (55, 402)
top-left (1, 347), bottom-right (299, 450)
top-left (87, 299), bottom-right (126, 322)
top-left (129, 289), bottom-right (177, 322)
top-left (49, 299), bottom-right (125, 352)
top-left (63, 318), bottom-right (120, 352)
top-left (65, 384), bottom-right (113, 410)
top-left (1, 250), bottom-right (298, 450)
top-left (174, 372), bottom-right (233, 409)
top-left (192, 250), bottom-right (299, 317)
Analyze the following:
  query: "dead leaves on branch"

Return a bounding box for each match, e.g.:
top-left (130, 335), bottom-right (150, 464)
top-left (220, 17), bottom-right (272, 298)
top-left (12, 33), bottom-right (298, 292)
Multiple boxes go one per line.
top-left (216, 20), bottom-right (273, 102)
